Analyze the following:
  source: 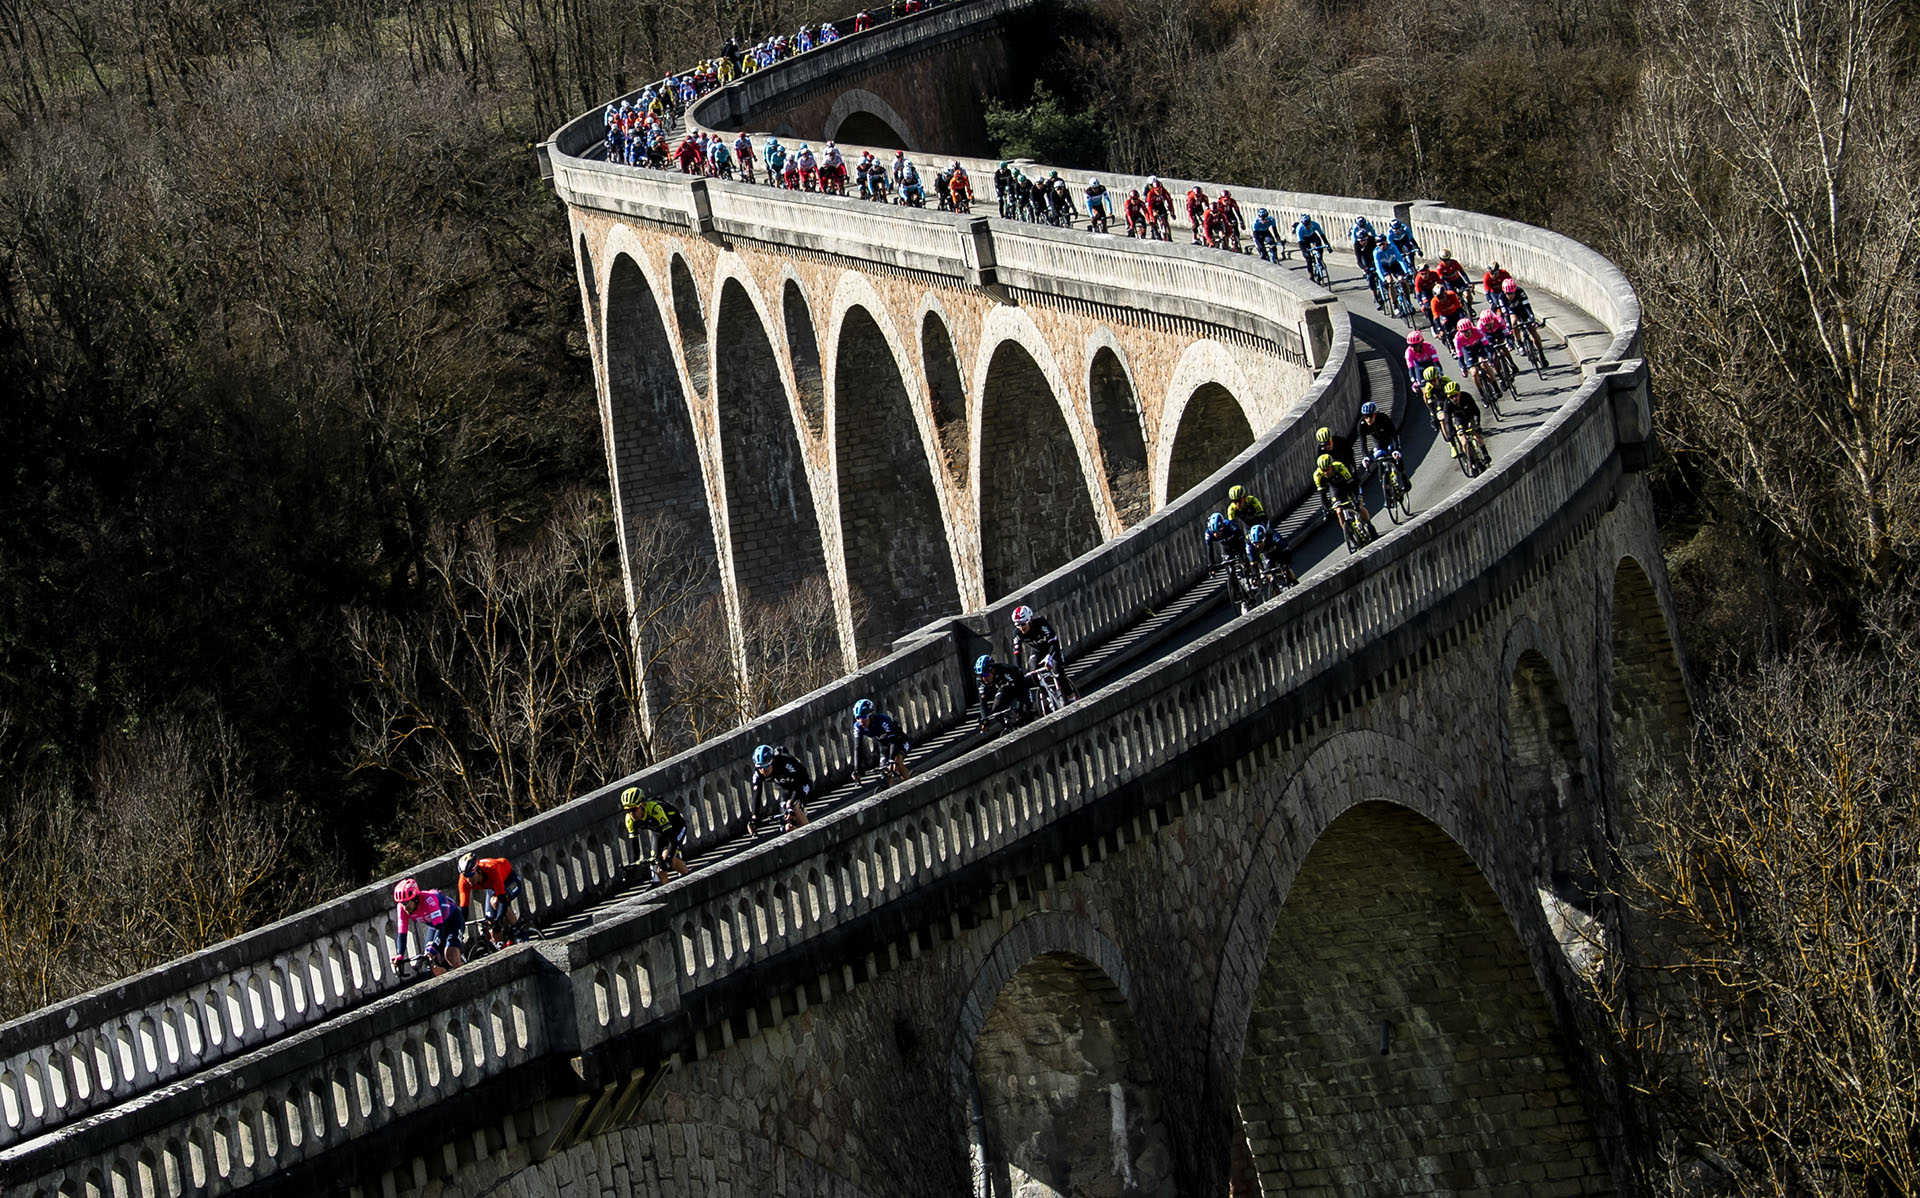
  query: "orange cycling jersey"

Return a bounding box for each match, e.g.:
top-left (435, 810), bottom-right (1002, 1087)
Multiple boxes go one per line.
top-left (457, 858), bottom-right (515, 908)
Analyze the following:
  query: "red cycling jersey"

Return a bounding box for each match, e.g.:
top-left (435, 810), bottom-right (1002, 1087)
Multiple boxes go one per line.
top-left (457, 858), bottom-right (516, 909)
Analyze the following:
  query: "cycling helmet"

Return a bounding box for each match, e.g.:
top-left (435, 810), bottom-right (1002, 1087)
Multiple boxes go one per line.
top-left (1361, 401), bottom-right (1378, 416)
top-left (1247, 523), bottom-right (1268, 546)
top-left (1445, 381), bottom-right (1462, 395)
top-left (853, 698), bottom-right (875, 719)
top-left (1423, 365), bottom-right (1442, 381)
top-left (1228, 485), bottom-right (1246, 502)
top-left (1207, 512), bottom-right (1229, 536)
top-left (974, 654), bottom-right (993, 677)
top-left (1442, 248), bottom-right (1454, 258)
top-left (393, 879), bottom-right (420, 905)
top-left (1257, 207), bottom-right (1269, 217)
top-left (1502, 279), bottom-right (1519, 294)
top-left (1147, 175), bottom-right (1160, 186)
top-left (1088, 177), bottom-right (1100, 187)
top-left (1315, 426), bottom-right (1332, 445)
top-left (458, 853), bottom-right (477, 876)
top-left (1406, 330), bottom-right (1424, 345)
top-left (1316, 454), bottom-right (1335, 471)
top-left (1012, 604), bottom-right (1034, 627)
top-left (621, 786), bottom-right (645, 808)
top-left (1000, 160), bottom-right (1009, 168)
top-left (1299, 213), bottom-right (1310, 222)
top-left (752, 744), bottom-right (775, 769)
top-left (826, 140), bottom-right (836, 148)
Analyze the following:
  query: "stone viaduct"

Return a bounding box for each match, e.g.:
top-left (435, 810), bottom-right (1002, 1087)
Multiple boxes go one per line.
top-left (0, 1), bottom-right (1691, 1195)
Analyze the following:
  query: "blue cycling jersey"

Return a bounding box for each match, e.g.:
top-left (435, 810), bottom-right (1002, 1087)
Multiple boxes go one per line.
top-left (1372, 242), bottom-right (1410, 276)
top-left (1295, 218), bottom-right (1326, 244)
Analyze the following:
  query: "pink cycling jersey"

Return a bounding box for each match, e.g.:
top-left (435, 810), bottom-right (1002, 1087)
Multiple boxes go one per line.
top-left (396, 890), bottom-right (456, 939)
top-left (1478, 310), bottom-right (1508, 337)
top-left (1406, 343), bottom-right (1441, 374)
top-left (1453, 325), bottom-right (1487, 355)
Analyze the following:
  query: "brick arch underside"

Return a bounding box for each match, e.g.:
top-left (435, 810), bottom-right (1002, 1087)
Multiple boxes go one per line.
top-left (834, 306), bottom-right (958, 661)
top-left (832, 108), bottom-right (911, 151)
top-left (970, 951), bottom-right (1176, 1197)
top-left (1233, 801), bottom-right (1612, 1196)
top-left (605, 254), bottom-right (724, 744)
top-left (713, 278), bottom-right (835, 677)
top-left (1166, 382), bottom-right (1255, 505)
top-left (977, 340), bottom-right (1100, 602)
top-left (474, 1120), bottom-right (886, 1197)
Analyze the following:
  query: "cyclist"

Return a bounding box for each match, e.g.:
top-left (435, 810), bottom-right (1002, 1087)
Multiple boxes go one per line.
top-left (1251, 208), bottom-right (1282, 262)
top-left (1293, 213), bottom-right (1328, 276)
top-left (1443, 381), bottom-right (1485, 462)
top-left (1124, 188), bottom-right (1150, 238)
top-left (1436, 251), bottom-right (1473, 305)
top-left (1226, 483), bottom-right (1267, 529)
top-left (854, 9), bottom-right (872, 31)
top-left (899, 158), bottom-right (925, 207)
top-left (1202, 200), bottom-right (1232, 249)
top-left (1453, 315), bottom-right (1490, 375)
top-left (1386, 217), bottom-right (1421, 262)
top-left (1144, 177), bottom-right (1174, 241)
top-left (620, 786), bottom-right (692, 884)
top-left (822, 141), bottom-right (847, 195)
top-left (456, 853), bottom-right (526, 946)
top-left (390, 878), bottom-right (464, 976)
top-left (1405, 329), bottom-right (1442, 386)
top-left (1313, 454), bottom-right (1379, 538)
top-left (994, 161), bottom-right (1016, 217)
top-left (1351, 216), bottom-right (1382, 301)
top-left (1205, 511), bottom-right (1248, 567)
top-left (1429, 283), bottom-right (1466, 341)
top-left (1185, 186), bottom-right (1209, 244)
top-left (1012, 605), bottom-right (1076, 701)
top-left (1416, 365), bottom-right (1449, 431)
top-left (1356, 401), bottom-right (1402, 467)
top-left (1085, 177), bottom-right (1111, 232)
top-left (750, 744), bottom-right (812, 831)
top-left (1314, 424), bottom-right (1339, 464)
top-left (1482, 261), bottom-right (1515, 307)
top-left (1412, 260), bottom-right (1443, 313)
top-left (851, 698), bottom-right (913, 785)
top-left (1216, 191), bottom-right (1244, 251)
top-left (948, 161), bottom-right (973, 212)
top-left (763, 136), bottom-right (787, 182)
top-left (733, 133), bottom-right (756, 183)
top-left (975, 654), bottom-right (1032, 731)
top-left (1500, 277), bottom-right (1540, 326)
top-left (1477, 306), bottom-right (1514, 374)
top-left (1246, 523), bottom-right (1296, 589)
top-left (1372, 238), bottom-right (1411, 310)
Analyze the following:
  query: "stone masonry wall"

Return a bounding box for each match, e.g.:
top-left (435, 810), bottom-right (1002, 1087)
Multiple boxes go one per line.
top-left (448, 476), bottom-right (1676, 1198)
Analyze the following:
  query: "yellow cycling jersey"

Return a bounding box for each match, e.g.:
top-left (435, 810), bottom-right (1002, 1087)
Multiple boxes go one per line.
top-left (1227, 496), bottom-right (1267, 525)
top-left (1313, 462), bottom-right (1355, 491)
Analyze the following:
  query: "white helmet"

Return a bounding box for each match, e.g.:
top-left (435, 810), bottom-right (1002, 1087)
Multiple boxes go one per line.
top-left (1148, 175), bottom-right (1160, 186)
top-left (1089, 176), bottom-right (1100, 186)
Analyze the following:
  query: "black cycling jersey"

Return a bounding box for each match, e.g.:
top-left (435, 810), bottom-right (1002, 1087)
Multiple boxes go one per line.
top-left (751, 753), bottom-right (812, 812)
top-left (1012, 616), bottom-right (1063, 672)
top-left (1207, 525), bottom-right (1247, 565)
top-left (852, 712), bottom-right (910, 774)
top-left (1358, 412), bottom-right (1398, 453)
top-left (1446, 395), bottom-right (1482, 430)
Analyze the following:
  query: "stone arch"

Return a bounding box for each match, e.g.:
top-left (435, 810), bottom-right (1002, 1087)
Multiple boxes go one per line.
top-left (668, 253), bottom-right (710, 401)
top-left (918, 300), bottom-right (969, 491)
top-left (1608, 554), bottom-right (1692, 765)
top-left (782, 274), bottom-right (827, 437)
top-left (1085, 332), bottom-right (1150, 529)
top-left (1233, 801), bottom-right (1611, 1194)
top-left (950, 914), bottom-right (1174, 1198)
top-left (601, 246), bottom-right (726, 744)
top-left (711, 272), bottom-right (839, 681)
top-left (831, 298), bottom-right (961, 659)
top-left (1156, 341), bottom-right (1259, 507)
top-left (1163, 383), bottom-right (1256, 508)
top-left (971, 312), bottom-right (1103, 601)
top-left (824, 88), bottom-right (918, 150)
top-left (1503, 637), bottom-right (1596, 894)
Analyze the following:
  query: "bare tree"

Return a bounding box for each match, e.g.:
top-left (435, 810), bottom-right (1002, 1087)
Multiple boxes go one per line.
top-left (0, 710), bottom-right (298, 1019)
top-left (1614, 0), bottom-right (1920, 597)
top-left (1591, 646), bottom-right (1920, 1194)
